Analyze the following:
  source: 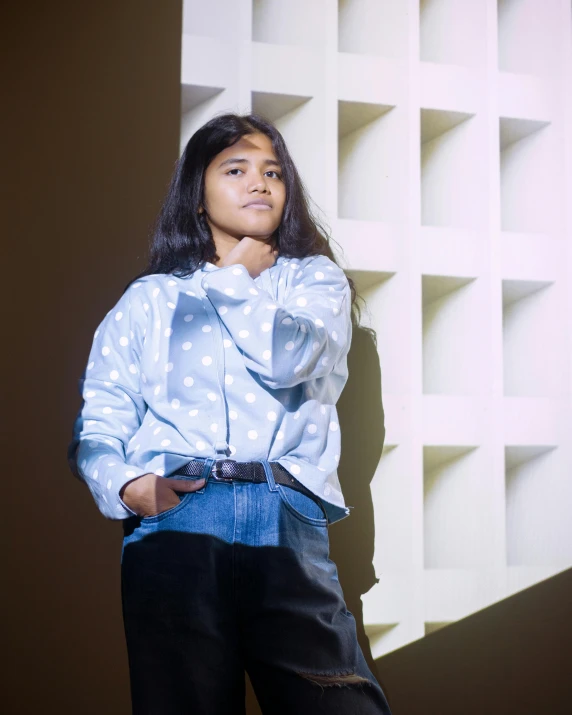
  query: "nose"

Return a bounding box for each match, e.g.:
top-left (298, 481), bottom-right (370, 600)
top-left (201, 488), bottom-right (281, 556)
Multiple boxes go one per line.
top-left (247, 172), bottom-right (270, 193)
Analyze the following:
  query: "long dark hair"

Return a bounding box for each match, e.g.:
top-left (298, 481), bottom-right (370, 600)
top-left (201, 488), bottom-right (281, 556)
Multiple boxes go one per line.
top-left (126, 111), bottom-right (373, 338)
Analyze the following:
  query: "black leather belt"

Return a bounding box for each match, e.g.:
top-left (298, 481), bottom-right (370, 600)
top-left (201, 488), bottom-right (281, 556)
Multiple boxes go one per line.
top-left (173, 458), bottom-right (326, 518)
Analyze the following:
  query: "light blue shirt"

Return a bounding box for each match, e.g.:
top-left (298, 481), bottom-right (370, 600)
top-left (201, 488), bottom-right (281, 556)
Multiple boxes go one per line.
top-left (67, 254), bottom-right (353, 524)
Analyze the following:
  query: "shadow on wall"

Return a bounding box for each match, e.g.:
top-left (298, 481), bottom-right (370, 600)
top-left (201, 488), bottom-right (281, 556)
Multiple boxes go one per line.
top-left (246, 323), bottom-right (387, 713)
top-left (375, 566), bottom-right (572, 714)
top-left (332, 323), bottom-right (387, 684)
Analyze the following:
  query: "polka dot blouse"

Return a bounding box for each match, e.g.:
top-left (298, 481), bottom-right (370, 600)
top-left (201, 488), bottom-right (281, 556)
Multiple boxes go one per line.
top-left (67, 254), bottom-right (353, 524)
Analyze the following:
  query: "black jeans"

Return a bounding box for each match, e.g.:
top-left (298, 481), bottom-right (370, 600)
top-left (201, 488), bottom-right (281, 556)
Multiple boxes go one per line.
top-left (121, 469), bottom-right (393, 714)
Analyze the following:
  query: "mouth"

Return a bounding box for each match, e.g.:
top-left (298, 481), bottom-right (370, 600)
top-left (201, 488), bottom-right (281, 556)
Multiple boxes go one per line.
top-left (243, 200), bottom-right (272, 209)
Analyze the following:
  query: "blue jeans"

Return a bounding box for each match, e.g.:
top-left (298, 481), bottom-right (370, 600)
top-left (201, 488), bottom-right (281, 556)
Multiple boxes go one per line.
top-left (121, 458), bottom-right (393, 714)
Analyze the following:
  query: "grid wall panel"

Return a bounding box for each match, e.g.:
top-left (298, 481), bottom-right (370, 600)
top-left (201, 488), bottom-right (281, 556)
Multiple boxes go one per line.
top-left (181, 0), bottom-right (572, 656)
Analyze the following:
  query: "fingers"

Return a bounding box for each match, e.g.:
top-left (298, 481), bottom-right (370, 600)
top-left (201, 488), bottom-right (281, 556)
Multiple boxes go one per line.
top-left (165, 477), bottom-right (206, 492)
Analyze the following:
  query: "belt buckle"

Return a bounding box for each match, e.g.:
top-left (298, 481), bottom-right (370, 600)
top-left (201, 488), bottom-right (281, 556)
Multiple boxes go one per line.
top-left (211, 459), bottom-right (234, 482)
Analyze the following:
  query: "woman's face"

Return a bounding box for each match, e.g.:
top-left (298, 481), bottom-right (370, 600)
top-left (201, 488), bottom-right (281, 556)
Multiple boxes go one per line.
top-left (201, 132), bottom-right (286, 245)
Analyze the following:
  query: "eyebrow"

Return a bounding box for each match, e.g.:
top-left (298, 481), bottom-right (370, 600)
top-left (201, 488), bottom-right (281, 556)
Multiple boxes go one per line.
top-left (218, 157), bottom-right (282, 169)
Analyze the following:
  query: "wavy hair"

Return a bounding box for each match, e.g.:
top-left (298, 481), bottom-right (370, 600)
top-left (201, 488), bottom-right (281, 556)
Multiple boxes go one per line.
top-left (125, 111), bottom-right (373, 339)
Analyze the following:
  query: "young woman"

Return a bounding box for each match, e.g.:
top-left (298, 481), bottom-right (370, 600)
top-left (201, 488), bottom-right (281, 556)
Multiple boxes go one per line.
top-left (68, 112), bottom-right (392, 715)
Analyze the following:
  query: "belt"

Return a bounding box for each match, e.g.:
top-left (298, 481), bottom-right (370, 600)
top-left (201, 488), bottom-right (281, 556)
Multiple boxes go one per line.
top-left (173, 458), bottom-right (326, 518)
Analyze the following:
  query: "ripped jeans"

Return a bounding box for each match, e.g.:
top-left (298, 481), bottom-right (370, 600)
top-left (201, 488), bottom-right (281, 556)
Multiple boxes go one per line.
top-left (121, 459), bottom-right (393, 715)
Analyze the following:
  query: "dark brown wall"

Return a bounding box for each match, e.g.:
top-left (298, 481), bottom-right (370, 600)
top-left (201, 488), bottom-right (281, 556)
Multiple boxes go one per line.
top-left (2, 1), bottom-right (182, 711)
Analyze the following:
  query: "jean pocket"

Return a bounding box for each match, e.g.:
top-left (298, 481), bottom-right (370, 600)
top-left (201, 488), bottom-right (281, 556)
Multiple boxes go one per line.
top-left (140, 491), bottom-right (195, 523)
top-left (140, 476), bottom-right (203, 523)
top-left (277, 484), bottom-right (328, 526)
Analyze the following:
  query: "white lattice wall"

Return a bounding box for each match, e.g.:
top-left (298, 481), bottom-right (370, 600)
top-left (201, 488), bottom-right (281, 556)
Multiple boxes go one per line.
top-left (180, 0), bottom-right (572, 657)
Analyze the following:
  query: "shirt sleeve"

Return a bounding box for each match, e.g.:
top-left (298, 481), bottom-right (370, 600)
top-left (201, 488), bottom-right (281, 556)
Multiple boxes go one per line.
top-left (201, 256), bottom-right (352, 390)
top-left (67, 283), bottom-right (150, 520)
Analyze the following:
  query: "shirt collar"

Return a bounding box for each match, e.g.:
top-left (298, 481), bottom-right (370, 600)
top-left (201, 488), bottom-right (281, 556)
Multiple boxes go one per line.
top-left (201, 255), bottom-right (286, 272)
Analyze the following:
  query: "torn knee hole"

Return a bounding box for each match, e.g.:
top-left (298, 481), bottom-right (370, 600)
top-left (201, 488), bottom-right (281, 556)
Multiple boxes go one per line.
top-left (296, 671), bottom-right (371, 688)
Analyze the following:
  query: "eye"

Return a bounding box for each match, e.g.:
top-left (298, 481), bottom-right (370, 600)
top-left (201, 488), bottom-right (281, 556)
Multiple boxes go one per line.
top-left (226, 168), bottom-right (282, 179)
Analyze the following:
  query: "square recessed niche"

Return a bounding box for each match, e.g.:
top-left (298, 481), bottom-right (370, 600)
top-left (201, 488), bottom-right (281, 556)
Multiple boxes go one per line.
top-left (365, 624), bottom-right (400, 660)
top-left (370, 443), bottom-right (412, 572)
top-left (420, 0), bottom-right (487, 68)
top-left (422, 275), bottom-right (487, 396)
top-left (183, 0), bottom-right (240, 41)
top-left (499, 118), bottom-right (561, 235)
top-left (424, 621), bottom-right (451, 636)
top-left (421, 109), bottom-right (486, 231)
top-left (180, 84), bottom-right (225, 151)
top-left (338, 101), bottom-right (404, 222)
top-left (347, 271), bottom-right (408, 396)
top-left (252, 92), bottom-right (326, 210)
top-left (502, 279), bottom-right (567, 397)
top-left (497, 0), bottom-right (562, 76)
top-left (423, 445), bottom-right (487, 569)
top-left (505, 445), bottom-right (571, 566)
top-left (253, 0), bottom-right (327, 49)
top-left (338, 0), bottom-right (408, 60)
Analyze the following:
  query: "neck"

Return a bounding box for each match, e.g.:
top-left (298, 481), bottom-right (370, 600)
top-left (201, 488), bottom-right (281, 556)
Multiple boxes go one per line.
top-left (211, 234), bottom-right (241, 266)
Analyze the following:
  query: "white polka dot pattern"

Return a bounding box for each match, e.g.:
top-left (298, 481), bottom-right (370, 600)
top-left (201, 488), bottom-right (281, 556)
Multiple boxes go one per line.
top-left (67, 255), bottom-right (352, 525)
top-left (201, 255), bottom-right (351, 390)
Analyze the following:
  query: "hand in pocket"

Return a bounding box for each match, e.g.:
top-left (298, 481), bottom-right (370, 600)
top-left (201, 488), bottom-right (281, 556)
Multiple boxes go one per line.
top-left (119, 473), bottom-right (205, 518)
